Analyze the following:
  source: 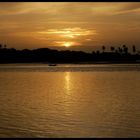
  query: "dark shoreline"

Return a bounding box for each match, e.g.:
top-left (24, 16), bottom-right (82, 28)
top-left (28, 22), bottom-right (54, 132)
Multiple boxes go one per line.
top-left (0, 61), bottom-right (140, 65)
top-left (0, 46), bottom-right (140, 64)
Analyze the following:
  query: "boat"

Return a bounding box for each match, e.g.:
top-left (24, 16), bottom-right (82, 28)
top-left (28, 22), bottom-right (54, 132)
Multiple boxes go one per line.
top-left (48, 64), bottom-right (57, 66)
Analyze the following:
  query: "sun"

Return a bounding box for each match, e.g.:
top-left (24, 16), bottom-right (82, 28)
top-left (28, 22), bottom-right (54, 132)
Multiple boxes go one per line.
top-left (64, 42), bottom-right (73, 48)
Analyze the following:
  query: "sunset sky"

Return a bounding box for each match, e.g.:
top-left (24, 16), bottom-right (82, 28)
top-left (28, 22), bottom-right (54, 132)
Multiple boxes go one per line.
top-left (0, 2), bottom-right (140, 52)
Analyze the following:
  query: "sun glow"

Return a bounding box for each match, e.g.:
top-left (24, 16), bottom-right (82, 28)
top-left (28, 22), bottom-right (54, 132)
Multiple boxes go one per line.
top-left (64, 42), bottom-right (73, 48)
top-left (37, 27), bottom-right (97, 47)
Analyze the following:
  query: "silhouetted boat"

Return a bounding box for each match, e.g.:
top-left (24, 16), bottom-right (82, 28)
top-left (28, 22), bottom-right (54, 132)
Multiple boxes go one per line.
top-left (48, 64), bottom-right (57, 66)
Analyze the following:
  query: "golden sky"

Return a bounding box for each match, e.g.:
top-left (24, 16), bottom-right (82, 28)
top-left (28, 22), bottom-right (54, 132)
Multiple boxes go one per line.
top-left (0, 2), bottom-right (140, 52)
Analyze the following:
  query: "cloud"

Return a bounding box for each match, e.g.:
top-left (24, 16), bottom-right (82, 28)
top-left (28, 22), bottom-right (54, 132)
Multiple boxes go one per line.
top-left (38, 28), bottom-right (96, 38)
top-left (36, 27), bottom-right (97, 46)
top-left (0, 2), bottom-right (140, 17)
top-left (113, 3), bottom-right (140, 15)
top-left (0, 2), bottom-right (140, 50)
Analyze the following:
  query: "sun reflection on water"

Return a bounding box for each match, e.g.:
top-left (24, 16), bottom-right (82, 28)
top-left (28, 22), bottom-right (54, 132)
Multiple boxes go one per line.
top-left (65, 72), bottom-right (71, 94)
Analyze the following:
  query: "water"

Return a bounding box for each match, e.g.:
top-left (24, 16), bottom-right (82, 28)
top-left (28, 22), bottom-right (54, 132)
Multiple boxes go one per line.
top-left (0, 64), bottom-right (140, 138)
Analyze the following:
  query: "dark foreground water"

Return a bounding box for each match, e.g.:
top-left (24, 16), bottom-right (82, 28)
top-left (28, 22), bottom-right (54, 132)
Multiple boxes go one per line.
top-left (0, 64), bottom-right (140, 138)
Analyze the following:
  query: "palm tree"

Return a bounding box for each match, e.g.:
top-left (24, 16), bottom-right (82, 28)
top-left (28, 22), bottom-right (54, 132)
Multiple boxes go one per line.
top-left (132, 45), bottom-right (136, 54)
top-left (102, 46), bottom-right (106, 53)
top-left (122, 45), bottom-right (128, 54)
top-left (110, 46), bottom-right (115, 52)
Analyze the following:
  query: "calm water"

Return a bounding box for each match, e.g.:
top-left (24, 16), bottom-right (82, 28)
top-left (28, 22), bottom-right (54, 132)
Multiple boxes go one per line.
top-left (0, 64), bottom-right (140, 138)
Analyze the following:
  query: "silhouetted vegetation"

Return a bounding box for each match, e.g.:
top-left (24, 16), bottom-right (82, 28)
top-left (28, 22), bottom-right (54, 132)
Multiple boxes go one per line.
top-left (0, 44), bottom-right (140, 64)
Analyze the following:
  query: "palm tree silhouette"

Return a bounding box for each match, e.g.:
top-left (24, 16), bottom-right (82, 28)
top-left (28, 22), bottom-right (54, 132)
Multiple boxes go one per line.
top-left (110, 46), bottom-right (115, 52)
top-left (132, 45), bottom-right (136, 54)
top-left (122, 45), bottom-right (128, 54)
top-left (102, 46), bottom-right (106, 53)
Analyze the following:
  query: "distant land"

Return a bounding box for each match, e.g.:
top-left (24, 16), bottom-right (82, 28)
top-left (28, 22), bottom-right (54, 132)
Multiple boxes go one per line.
top-left (0, 44), bottom-right (140, 64)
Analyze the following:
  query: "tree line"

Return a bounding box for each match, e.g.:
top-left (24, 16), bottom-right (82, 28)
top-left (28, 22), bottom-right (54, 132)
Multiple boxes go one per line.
top-left (0, 44), bottom-right (140, 63)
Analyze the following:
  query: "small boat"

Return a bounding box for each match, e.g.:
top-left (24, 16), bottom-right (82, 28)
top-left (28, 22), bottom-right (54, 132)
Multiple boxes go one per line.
top-left (48, 64), bottom-right (57, 66)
